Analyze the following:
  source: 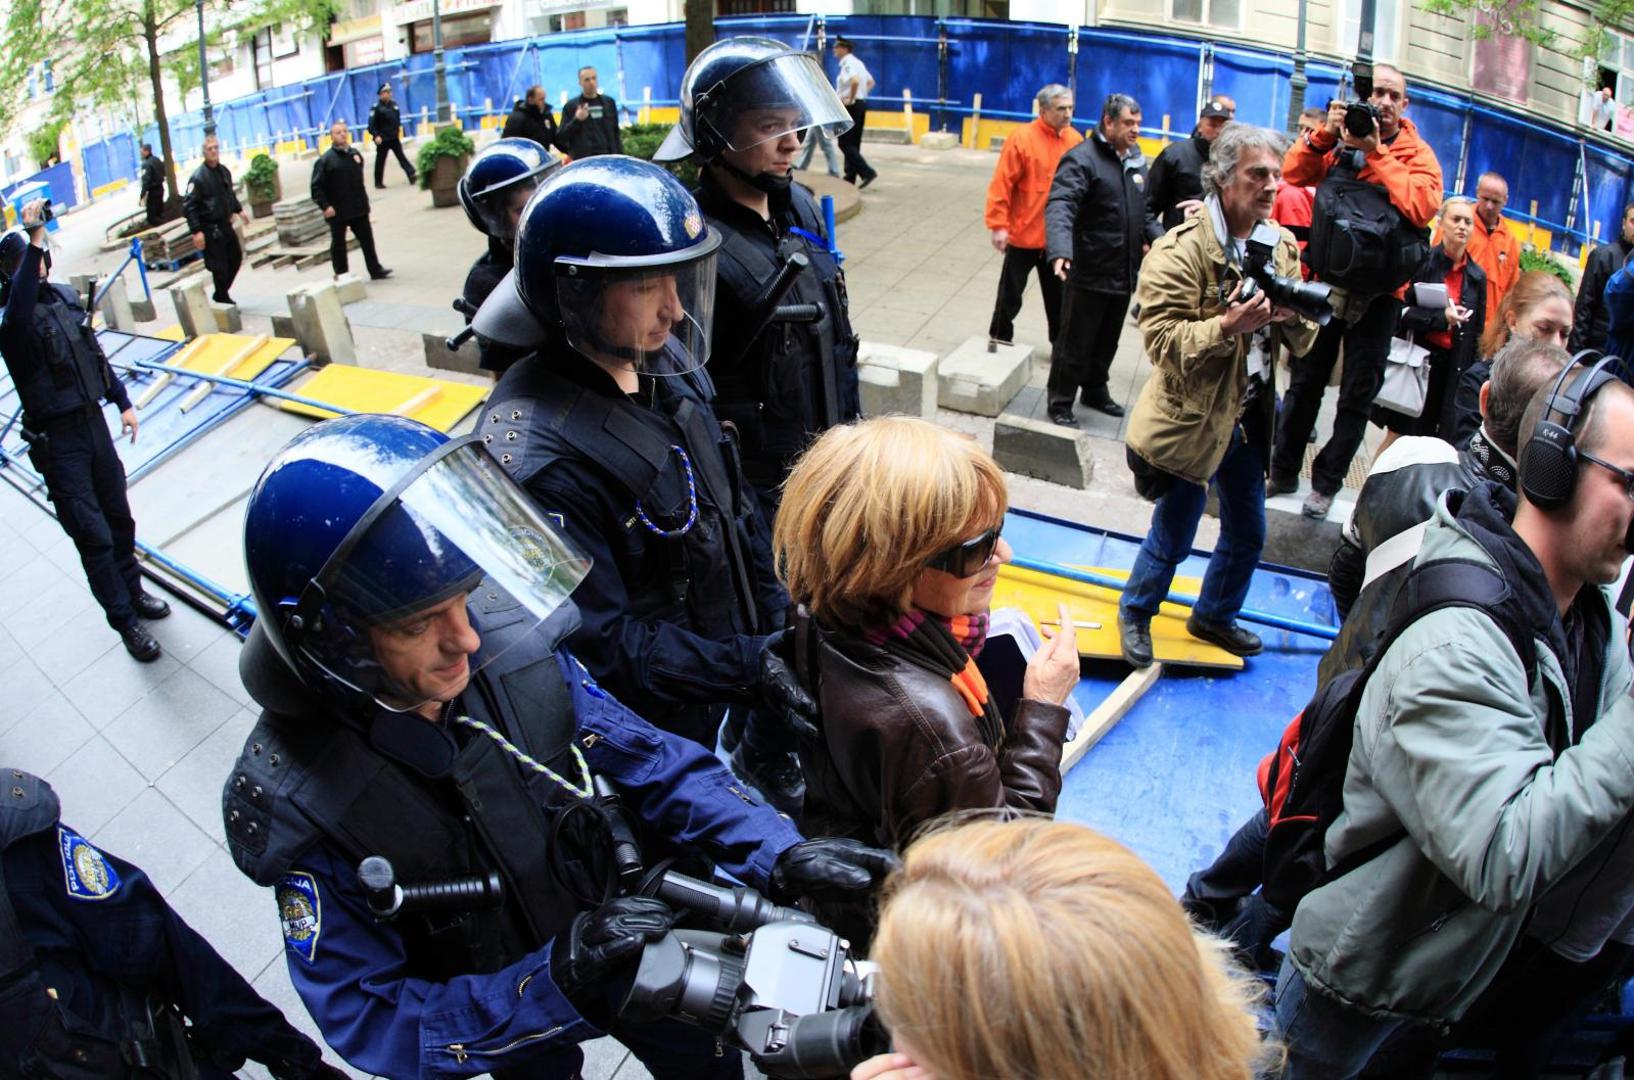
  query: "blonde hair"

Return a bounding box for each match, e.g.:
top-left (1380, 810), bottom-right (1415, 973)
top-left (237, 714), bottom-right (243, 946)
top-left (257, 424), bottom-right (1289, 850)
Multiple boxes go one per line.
top-left (774, 417), bottom-right (1007, 629)
top-left (1480, 269), bottom-right (1572, 358)
top-left (871, 818), bottom-right (1274, 1080)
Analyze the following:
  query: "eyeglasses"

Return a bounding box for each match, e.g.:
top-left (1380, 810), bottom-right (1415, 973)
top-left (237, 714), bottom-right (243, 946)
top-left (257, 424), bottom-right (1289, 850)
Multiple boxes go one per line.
top-left (927, 525), bottom-right (1003, 579)
top-left (1581, 451), bottom-right (1634, 501)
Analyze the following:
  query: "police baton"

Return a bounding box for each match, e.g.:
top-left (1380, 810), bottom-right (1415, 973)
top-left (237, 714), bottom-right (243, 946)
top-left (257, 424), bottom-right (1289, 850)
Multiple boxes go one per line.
top-left (733, 252), bottom-right (821, 367)
top-left (445, 297), bottom-right (479, 352)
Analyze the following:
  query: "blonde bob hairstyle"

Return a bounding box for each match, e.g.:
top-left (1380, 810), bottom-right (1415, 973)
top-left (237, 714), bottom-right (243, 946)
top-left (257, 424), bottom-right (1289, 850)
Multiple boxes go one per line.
top-left (871, 817), bottom-right (1275, 1080)
top-left (774, 417), bottom-right (1008, 629)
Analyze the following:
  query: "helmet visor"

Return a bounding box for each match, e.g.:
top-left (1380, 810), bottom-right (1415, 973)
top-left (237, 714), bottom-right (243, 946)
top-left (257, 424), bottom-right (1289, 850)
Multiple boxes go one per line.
top-left (299, 438), bottom-right (591, 712)
top-left (475, 170), bottom-right (550, 242)
top-left (705, 53), bottom-right (852, 152)
top-left (556, 253), bottom-right (717, 377)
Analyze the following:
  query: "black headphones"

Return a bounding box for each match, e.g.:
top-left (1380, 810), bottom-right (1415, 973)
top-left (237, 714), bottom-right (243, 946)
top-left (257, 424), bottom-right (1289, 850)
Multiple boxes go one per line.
top-left (1518, 350), bottom-right (1623, 510)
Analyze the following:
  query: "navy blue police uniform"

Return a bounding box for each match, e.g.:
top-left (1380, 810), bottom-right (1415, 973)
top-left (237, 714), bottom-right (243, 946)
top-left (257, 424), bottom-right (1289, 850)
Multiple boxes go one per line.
top-left (0, 770), bottom-right (338, 1079)
top-left (182, 160), bottom-right (242, 303)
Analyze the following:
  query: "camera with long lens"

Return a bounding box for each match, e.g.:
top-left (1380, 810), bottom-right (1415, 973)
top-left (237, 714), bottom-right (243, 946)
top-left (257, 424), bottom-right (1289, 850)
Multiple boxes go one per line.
top-left (620, 868), bottom-right (884, 1079)
top-left (1344, 100), bottom-right (1382, 140)
top-left (1236, 220), bottom-right (1334, 325)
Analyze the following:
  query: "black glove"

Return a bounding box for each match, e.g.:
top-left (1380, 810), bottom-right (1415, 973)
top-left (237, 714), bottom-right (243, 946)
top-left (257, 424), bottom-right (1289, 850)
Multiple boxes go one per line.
top-left (768, 838), bottom-right (901, 904)
top-left (268, 1056), bottom-right (349, 1080)
top-left (550, 896), bottom-right (675, 1008)
top-left (758, 629), bottom-right (819, 741)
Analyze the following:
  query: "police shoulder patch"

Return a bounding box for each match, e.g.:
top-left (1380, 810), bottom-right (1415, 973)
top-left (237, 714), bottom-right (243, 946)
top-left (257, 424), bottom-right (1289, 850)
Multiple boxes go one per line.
top-left (277, 871), bottom-right (322, 963)
top-left (58, 826), bottom-right (121, 901)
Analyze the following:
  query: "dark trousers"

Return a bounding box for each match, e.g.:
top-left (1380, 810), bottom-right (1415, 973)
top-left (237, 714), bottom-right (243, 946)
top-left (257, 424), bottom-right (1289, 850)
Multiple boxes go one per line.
top-left (1271, 292), bottom-right (1399, 496)
top-left (838, 101), bottom-right (877, 184)
top-left (25, 412), bottom-right (141, 631)
top-left (373, 137), bottom-right (414, 185)
top-left (1045, 288), bottom-right (1131, 412)
top-left (201, 224), bottom-right (241, 303)
top-left (329, 216), bottom-right (384, 277)
top-left (1182, 806), bottom-right (1290, 967)
top-left (989, 245), bottom-right (1063, 346)
top-left (144, 189), bottom-right (164, 227)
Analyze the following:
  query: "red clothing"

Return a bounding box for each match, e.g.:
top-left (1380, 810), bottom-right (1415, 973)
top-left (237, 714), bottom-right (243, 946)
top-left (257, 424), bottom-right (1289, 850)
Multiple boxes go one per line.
top-left (1424, 254), bottom-right (1466, 351)
top-left (1467, 212), bottom-right (1521, 319)
top-left (985, 117), bottom-right (1084, 250)
top-left (1273, 181), bottom-right (1316, 278)
top-left (1282, 116), bottom-right (1443, 229)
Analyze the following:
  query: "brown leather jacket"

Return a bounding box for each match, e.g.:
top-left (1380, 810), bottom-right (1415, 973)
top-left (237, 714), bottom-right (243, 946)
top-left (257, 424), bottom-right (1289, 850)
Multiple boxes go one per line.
top-left (792, 610), bottom-right (1070, 850)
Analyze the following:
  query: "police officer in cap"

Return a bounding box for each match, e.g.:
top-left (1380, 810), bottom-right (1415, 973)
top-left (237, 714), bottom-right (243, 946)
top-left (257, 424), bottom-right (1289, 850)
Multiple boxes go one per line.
top-left (224, 413), bottom-right (893, 1078)
top-left (183, 134), bottom-right (248, 304)
top-left (457, 137), bottom-right (561, 376)
top-left (655, 36), bottom-right (862, 524)
top-left (366, 82), bottom-right (417, 188)
top-left (139, 143), bottom-right (165, 227)
top-left (471, 156), bottom-right (812, 815)
top-left (0, 769), bottom-right (346, 1078)
top-left (0, 205), bottom-right (170, 663)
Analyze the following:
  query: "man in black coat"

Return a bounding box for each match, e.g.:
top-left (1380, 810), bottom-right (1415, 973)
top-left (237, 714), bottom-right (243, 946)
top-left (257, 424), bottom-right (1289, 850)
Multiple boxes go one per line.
top-left (366, 83), bottom-right (416, 188)
top-left (310, 120), bottom-right (390, 281)
top-left (556, 66), bottom-right (622, 159)
top-left (502, 84), bottom-right (557, 148)
top-left (139, 143), bottom-right (165, 226)
top-left (1570, 202), bottom-right (1634, 354)
top-left (1043, 92), bottom-right (1149, 425)
top-left (1144, 97), bottom-right (1232, 237)
top-left (182, 134), bottom-right (248, 303)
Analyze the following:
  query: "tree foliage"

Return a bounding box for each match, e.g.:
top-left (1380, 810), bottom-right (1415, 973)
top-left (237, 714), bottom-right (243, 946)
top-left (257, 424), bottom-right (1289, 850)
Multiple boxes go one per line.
top-left (1420, 0), bottom-right (1634, 74)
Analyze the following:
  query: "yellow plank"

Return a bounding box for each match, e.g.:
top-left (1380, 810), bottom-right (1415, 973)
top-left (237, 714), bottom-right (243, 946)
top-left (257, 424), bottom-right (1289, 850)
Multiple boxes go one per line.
top-left (155, 324), bottom-right (186, 341)
top-left (992, 563), bottom-right (1244, 670)
top-left (170, 332), bottom-right (293, 381)
top-left (275, 366), bottom-right (486, 432)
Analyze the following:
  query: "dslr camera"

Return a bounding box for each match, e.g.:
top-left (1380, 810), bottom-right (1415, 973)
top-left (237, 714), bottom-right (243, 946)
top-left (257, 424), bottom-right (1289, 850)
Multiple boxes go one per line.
top-left (1235, 221), bottom-right (1333, 325)
top-left (1344, 101), bottom-right (1382, 140)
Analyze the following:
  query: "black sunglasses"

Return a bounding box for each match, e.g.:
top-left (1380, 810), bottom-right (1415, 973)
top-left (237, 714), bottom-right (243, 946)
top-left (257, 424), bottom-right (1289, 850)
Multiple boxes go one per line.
top-left (927, 525), bottom-right (1003, 578)
top-left (1581, 451), bottom-right (1634, 500)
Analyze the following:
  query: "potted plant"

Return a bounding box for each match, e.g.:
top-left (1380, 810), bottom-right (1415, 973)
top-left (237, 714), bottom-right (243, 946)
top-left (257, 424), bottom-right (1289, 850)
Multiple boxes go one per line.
top-left (243, 153), bottom-right (282, 218)
top-left (417, 125), bottom-right (476, 208)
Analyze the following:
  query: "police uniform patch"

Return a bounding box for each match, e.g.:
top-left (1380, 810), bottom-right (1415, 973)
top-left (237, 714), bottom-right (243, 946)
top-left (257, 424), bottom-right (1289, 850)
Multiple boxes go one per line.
top-left (684, 211), bottom-right (704, 239)
top-left (508, 524), bottom-right (556, 572)
top-left (58, 827), bottom-right (121, 900)
top-left (277, 871), bottom-right (322, 964)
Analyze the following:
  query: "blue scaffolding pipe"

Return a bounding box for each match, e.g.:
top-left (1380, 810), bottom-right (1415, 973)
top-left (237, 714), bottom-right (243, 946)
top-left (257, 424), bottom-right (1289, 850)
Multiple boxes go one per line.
top-left (124, 360), bottom-right (312, 485)
top-left (126, 358), bottom-right (359, 416)
top-left (134, 537), bottom-right (258, 628)
top-left (1007, 555), bottom-right (1340, 641)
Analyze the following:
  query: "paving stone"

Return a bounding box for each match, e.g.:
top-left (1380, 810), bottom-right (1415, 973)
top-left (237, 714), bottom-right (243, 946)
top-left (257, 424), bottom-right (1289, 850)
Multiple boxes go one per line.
top-left (5, 571), bottom-right (99, 652)
top-left (251, 960), bottom-right (368, 1078)
top-left (61, 633), bottom-right (184, 729)
top-left (157, 706), bottom-right (254, 839)
top-left (0, 552), bottom-right (69, 611)
top-left (857, 341), bottom-right (938, 418)
top-left (43, 735), bottom-right (146, 835)
top-left (189, 629), bottom-right (252, 707)
top-left (0, 624), bottom-right (23, 676)
top-left (103, 665), bottom-right (237, 781)
top-left (582, 1037), bottom-right (633, 1080)
top-left (0, 656), bottom-right (59, 731)
top-left (90, 787), bottom-right (213, 895)
top-left (0, 691), bottom-right (94, 775)
top-left (167, 846), bottom-right (286, 977)
top-left (24, 621), bottom-right (123, 686)
top-left (936, 335), bottom-right (1031, 416)
top-left (992, 412), bottom-right (1096, 489)
top-left (146, 601), bottom-right (230, 663)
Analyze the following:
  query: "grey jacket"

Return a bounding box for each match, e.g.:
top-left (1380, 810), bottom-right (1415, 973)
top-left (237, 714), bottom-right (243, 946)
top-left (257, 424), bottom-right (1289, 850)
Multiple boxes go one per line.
top-left (1288, 489), bottom-right (1634, 1026)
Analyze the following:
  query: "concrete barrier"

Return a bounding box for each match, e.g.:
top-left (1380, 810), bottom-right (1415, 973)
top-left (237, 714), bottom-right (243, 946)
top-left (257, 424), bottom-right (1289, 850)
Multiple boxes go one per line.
top-left (286, 282), bottom-right (356, 365)
top-left (422, 331), bottom-right (483, 376)
top-left (95, 277), bottom-right (135, 332)
top-left (210, 301), bottom-right (243, 333)
top-left (857, 342), bottom-right (938, 418)
top-left (167, 275), bottom-right (215, 339)
top-left (333, 272), bottom-right (368, 304)
top-left (992, 412), bottom-right (1095, 489)
top-left (937, 336), bottom-right (1030, 416)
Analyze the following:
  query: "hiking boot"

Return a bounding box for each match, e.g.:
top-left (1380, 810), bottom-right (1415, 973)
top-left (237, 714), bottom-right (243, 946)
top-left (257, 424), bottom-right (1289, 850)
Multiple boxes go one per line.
top-left (132, 591), bottom-right (171, 620)
top-left (1049, 410), bottom-right (1079, 428)
top-left (1186, 615), bottom-right (1263, 657)
top-left (1119, 615), bottom-right (1154, 667)
top-left (120, 623), bottom-right (162, 663)
top-left (730, 746), bottom-right (806, 819)
top-left (1302, 489), bottom-right (1334, 519)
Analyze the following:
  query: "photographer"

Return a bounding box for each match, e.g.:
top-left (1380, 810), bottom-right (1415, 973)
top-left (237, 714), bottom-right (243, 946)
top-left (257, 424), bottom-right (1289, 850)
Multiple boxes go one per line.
top-left (1118, 124), bottom-right (1321, 668)
top-left (1269, 64), bottom-right (1444, 519)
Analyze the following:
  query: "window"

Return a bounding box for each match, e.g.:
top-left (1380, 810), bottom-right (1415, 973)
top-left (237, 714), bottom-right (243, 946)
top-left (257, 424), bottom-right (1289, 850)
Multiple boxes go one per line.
top-left (1169, 0), bottom-right (1239, 31)
top-left (1333, 0), bottom-right (1400, 64)
top-left (1470, 13), bottom-right (1529, 104)
top-left (253, 28), bottom-right (273, 90)
top-left (605, 6), bottom-right (628, 24)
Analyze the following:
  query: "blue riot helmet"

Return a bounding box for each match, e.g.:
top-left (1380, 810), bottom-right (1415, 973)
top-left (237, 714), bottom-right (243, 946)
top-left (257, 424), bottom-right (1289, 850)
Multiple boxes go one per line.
top-left (242, 414), bottom-right (591, 712)
top-left (458, 137), bottom-right (562, 243)
top-left (654, 37), bottom-right (851, 168)
top-left (471, 156), bottom-right (720, 375)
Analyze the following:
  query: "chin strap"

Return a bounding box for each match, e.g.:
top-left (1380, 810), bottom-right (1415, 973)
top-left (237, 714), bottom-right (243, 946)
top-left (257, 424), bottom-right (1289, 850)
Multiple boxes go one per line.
top-left (718, 156), bottom-right (792, 194)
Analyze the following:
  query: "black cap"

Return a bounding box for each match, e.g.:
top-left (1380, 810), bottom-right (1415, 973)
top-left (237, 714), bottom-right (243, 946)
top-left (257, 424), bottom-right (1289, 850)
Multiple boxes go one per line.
top-left (379, 83), bottom-right (392, 94)
top-left (1200, 98), bottom-right (1232, 120)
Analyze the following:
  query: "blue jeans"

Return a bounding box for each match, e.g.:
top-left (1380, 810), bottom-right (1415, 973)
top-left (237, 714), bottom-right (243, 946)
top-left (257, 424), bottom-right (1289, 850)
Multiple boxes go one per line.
top-left (795, 125), bottom-right (841, 176)
top-left (1274, 959), bottom-right (1407, 1079)
top-left (1121, 429), bottom-right (1266, 625)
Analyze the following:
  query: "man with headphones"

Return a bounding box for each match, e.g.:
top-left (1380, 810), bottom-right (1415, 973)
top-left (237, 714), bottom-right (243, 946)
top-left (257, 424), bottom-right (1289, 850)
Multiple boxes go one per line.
top-left (1273, 356), bottom-right (1634, 1078)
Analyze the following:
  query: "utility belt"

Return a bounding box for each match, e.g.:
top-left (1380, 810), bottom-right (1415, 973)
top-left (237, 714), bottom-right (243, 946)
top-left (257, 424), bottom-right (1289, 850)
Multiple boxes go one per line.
top-left (20, 404), bottom-right (99, 438)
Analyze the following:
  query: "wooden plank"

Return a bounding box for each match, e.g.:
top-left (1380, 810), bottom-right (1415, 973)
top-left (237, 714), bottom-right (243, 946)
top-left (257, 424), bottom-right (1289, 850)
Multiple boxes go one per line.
top-left (1060, 663), bottom-right (1162, 774)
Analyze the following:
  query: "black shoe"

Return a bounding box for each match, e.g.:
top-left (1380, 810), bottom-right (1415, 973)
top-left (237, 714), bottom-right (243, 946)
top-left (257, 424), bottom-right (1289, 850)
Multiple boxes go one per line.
top-left (132, 592), bottom-right (171, 620)
top-left (408, 173), bottom-right (418, 185)
top-left (369, 268), bottom-right (393, 280)
top-left (1084, 397), bottom-right (1125, 418)
top-left (120, 624), bottom-right (162, 663)
top-left (730, 746), bottom-right (805, 818)
top-left (1266, 474), bottom-right (1299, 497)
top-left (1119, 615), bottom-right (1154, 667)
top-left (1186, 615), bottom-right (1263, 657)
top-left (374, 182), bottom-right (387, 189)
top-left (858, 175), bottom-right (875, 190)
top-left (1049, 410), bottom-right (1079, 428)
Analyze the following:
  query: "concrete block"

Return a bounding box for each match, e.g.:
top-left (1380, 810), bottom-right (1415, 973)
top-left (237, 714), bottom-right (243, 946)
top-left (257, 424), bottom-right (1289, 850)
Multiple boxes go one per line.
top-left (332, 272), bottom-right (368, 304)
top-left (918, 131), bottom-right (958, 150)
top-left (856, 341), bottom-right (938, 418)
top-left (168, 275), bottom-right (215, 339)
top-left (422, 331), bottom-right (483, 376)
top-left (862, 128), bottom-right (912, 145)
top-left (992, 413), bottom-right (1095, 489)
top-left (96, 276), bottom-right (135, 332)
top-left (286, 283), bottom-right (356, 366)
top-left (130, 296), bottom-right (158, 322)
top-left (210, 302), bottom-right (242, 333)
top-left (269, 313), bottom-right (297, 340)
top-left (936, 336), bottom-right (1031, 416)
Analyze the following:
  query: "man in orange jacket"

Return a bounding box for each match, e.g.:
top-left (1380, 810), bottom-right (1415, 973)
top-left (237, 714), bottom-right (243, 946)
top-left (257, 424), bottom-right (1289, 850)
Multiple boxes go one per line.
top-left (1468, 171), bottom-right (1521, 319)
top-left (985, 84), bottom-right (1082, 349)
top-left (1269, 64), bottom-right (1444, 519)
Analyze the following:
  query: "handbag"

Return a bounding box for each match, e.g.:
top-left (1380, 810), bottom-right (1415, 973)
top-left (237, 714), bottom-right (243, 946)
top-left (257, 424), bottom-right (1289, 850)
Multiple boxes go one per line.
top-left (1375, 334), bottom-right (1431, 417)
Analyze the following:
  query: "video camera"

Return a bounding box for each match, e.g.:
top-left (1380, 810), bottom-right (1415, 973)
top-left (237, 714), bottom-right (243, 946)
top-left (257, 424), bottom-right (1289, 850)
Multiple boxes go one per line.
top-left (1236, 221), bottom-right (1333, 325)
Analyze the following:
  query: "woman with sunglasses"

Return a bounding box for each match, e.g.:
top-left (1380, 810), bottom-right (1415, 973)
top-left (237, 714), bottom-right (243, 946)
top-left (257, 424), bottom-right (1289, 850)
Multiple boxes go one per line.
top-left (773, 417), bottom-right (1081, 950)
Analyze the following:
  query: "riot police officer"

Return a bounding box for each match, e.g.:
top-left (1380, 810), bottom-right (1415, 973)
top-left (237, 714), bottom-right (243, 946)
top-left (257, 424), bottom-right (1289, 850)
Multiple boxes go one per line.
top-left (0, 206), bottom-right (169, 663)
top-left (310, 120), bottom-right (391, 281)
top-left (655, 37), bottom-right (863, 524)
top-left (471, 157), bottom-right (812, 815)
top-left (183, 134), bottom-right (248, 304)
top-left (139, 143), bottom-right (165, 226)
top-left (0, 769), bottom-right (345, 1078)
top-left (457, 137), bottom-right (560, 376)
top-left (224, 413), bottom-right (893, 1078)
top-left (366, 82), bottom-right (417, 188)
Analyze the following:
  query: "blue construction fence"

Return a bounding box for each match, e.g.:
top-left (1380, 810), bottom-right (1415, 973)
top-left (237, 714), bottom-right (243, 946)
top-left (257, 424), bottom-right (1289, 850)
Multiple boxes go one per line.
top-left (73, 13), bottom-right (1634, 255)
top-left (1, 160), bottom-right (81, 214)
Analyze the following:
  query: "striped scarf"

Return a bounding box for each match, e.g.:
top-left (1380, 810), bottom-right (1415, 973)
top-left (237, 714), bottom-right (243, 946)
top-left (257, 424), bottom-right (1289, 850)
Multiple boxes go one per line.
top-left (864, 609), bottom-right (1003, 745)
